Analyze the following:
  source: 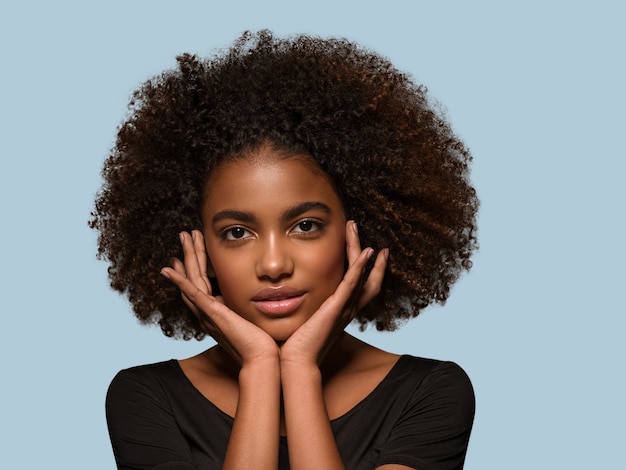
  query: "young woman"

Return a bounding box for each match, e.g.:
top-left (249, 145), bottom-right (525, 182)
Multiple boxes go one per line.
top-left (91, 30), bottom-right (479, 470)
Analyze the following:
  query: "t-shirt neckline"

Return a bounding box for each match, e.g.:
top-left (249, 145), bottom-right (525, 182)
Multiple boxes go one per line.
top-left (171, 354), bottom-right (407, 424)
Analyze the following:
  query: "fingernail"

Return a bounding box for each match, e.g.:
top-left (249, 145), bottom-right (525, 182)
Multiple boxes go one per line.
top-left (179, 232), bottom-right (185, 243)
top-left (352, 221), bottom-right (358, 234)
top-left (160, 268), bottom-right (170, 279)
top-left (384, 248), bottom-right (390, 261)
top-left (366, 248), bottom-right (374, 259)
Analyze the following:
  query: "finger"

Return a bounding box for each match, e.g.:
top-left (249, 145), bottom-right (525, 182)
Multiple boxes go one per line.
top-left (162, 267), bottom-right (232, 322)
top-left (345, 220), bottom-right (362, 267)
top-left (179, 231), bottom-right (199, 273)
top-left (192, 230), bottom-right (209, 279)
top-left (168, 256), bottom-right (196, 307)
top-left (171, 257), bottom-right (187, 276)
top-left (161, 266), bottom-right (200, 315)
top-left (179, 231), bottom-right (206, 289)
top-left (192, 230), bottom-right (212, 293)
top-left (357, 248), bottom-right (388, 310)
top-left (343, 246), bottom-right (373, 286)
top-left (318, 247), bottom-right (373, 318)
top-left (170, 257), bottom-right (201, 307)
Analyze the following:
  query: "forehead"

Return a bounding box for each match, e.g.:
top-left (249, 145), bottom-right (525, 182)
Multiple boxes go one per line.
top-left (202, 152), bottom-right (344, 216)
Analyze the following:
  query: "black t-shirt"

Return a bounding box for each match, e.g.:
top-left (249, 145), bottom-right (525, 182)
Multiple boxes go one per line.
top-left (106, 355), bottom-right (474, 470)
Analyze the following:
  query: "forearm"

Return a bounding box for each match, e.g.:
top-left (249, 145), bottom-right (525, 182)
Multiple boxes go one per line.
top-left (223, 358), bottom-right (281, 470)
top-left (281, 364), bottom-right (345, 470)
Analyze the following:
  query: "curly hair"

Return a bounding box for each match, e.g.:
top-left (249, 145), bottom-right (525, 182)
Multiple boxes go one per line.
top-left (90, 30), bottom-right (479, 340)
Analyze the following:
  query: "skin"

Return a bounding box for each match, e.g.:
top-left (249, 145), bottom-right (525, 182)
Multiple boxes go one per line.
top-left (161, 146), bottom-right (413, 469)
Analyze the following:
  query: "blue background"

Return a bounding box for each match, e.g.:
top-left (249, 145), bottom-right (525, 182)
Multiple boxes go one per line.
top-left (1, 1), bottom-right (624, 468)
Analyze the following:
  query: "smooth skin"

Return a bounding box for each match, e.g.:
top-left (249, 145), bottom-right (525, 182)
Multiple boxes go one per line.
top-left (161, 149), bottom-right (413, 469)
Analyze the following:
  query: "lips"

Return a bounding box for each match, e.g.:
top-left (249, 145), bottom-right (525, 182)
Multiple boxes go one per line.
top-left (252, 286), bottom-right (306, 317)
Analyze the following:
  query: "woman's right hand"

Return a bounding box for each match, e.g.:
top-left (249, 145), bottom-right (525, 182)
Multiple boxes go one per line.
top-left (161, 230), bottom-right (279, 367)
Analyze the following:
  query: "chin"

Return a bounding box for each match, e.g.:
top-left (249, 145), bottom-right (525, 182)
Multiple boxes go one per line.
top-left (268, 328), bottom-right (298, 343)
top-left (262, 318), bottom-right (305, 343)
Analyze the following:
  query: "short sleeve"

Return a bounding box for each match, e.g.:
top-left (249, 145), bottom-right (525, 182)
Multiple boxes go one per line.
top-left (106, 367), bottom-right (197, 470)
top-left (375, 361), bottom-right (475, 470)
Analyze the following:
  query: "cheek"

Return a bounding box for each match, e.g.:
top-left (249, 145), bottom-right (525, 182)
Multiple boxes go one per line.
top-left (208, 259), bottom-right (249, 312)
top-left (309, 236), bottom-right (346, 284)
top-left (204, 243), bottom-right (246, 297)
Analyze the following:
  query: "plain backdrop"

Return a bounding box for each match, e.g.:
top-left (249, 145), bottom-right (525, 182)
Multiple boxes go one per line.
top-left (1, 1), bottom-right (624, 468)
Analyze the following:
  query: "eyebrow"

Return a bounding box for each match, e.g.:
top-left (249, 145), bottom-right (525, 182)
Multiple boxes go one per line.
top-left (211, 201), bottom-right (331, 225)
top-left (282, 201), bottom-right (331, 221)
top-left (212, 210), bottom-right (256, 224)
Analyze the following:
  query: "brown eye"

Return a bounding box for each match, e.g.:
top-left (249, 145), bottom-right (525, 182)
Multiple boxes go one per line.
top-left (292, 220), bottom-right (322, 234)
top-left (223, 226), bottom-right (250, 240)
top-left (298, 221), bottom-right (314, 232)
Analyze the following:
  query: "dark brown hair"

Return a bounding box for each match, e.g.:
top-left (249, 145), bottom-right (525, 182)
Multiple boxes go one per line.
top-left (90, 30), bottom-right (479, 340)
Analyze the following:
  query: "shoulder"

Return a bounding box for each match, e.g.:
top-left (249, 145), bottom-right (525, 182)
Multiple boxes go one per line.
top-left (396, 356), bottom-right (473, 388)
top-left (106, 360), bottom-right (183, 409)
top-left (105, 360), bottom-right (195, 442)
top-left (108, 360), bottom-right (179, 388)
top-left (371, 357), bottom-right (474, 469)
top-left (395, 356), bottom-right (474, 404)
top-left (105, 361), bottom-right (218, 468)
top-left (389, 356), bottom-right (475, 429)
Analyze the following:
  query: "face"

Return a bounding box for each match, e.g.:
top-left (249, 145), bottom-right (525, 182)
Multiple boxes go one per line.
top-left (201, 149), bottom-right (346, 342)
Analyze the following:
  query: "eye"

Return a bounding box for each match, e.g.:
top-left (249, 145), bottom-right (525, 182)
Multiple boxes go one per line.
top-left (222, 226), bottom-right (251, 241)
top-left (292, 220), bottom-right (322, 234)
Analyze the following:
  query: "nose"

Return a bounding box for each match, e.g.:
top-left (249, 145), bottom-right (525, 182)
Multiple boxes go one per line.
top-left (255, 233), bottom-right (294, 281)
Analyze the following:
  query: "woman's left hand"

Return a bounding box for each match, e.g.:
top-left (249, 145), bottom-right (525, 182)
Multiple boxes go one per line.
top-left (279, 220), bottom-right (388, 367)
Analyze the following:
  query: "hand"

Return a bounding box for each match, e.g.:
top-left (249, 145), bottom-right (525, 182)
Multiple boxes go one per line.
top-left (279, 220), bottom-right (388, 367)
top-left (161, 230), bottom-right (279, 366)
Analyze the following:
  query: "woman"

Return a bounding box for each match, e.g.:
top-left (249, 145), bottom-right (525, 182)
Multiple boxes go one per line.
top-left (91, 30), bottom-right (478, 469)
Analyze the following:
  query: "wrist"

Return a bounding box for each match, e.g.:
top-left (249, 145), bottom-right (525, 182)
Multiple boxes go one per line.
top-left (236, 354), bottom-right (281, 392)
top-left (240, 355), bottom-right (280, 380)
top-left (239, 342), bottom-right (280, 366)
top-left (279, 343), bottom-right (322, 371)
top-left (280, 360), bottom-right (322, 384)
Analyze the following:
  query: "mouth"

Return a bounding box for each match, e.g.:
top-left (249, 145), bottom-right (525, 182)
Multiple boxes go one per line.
top-left (252, 286), bottom-right (306, 317)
